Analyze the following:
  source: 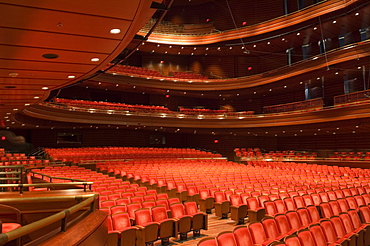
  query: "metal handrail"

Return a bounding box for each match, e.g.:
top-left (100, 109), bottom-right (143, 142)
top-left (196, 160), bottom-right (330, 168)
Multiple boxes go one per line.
top-left (0, 194), bottom-right (97, 245)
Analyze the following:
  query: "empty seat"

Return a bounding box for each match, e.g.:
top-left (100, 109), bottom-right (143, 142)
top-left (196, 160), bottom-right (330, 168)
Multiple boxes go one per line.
top-left (151, 206), bottom-right (177, 245)
top-left (230, 194), bottom-right (248, 225)
top-left (134, 208), bottom-right (160, 246)
top-left (214, 191), bottom-right (230, 219)
top-left (246, 197), bottom-right (266, 222)
top-left (170, 203), bottom-right (192, 240)
top-left (111, 212), bottom-right (137, 246)
top-left (197, 237), bottom-right (217, 246)
top-left (184, 201), bottom-right (208, 236)
top-left (216, 231), bottom-right (237, 246)
top-left (199, 189), bottom-right (215, 214)
top-left (248, 221), bottom-right (275, 245)
top-left (233, 225), bottom-right (255, 246)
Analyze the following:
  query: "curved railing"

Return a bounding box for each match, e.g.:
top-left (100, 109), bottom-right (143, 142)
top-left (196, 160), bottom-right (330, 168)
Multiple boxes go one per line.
top-left (0, 194), bottom-right (97, 246)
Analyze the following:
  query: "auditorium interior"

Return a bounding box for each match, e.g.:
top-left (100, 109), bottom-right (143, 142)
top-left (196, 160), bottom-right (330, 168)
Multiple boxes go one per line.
top-left (2, 0), bottom-right (370, 245)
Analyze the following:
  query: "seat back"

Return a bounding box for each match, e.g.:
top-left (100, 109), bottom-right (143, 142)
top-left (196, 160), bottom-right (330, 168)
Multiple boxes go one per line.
top-left (309, 224), bottom-right (327, 246)
top-left (359, 205), bottom-right (370, 222)
top-left (328, 201), bottom-right (341, 216)
top-left (284, 234), bottom-right (302, 246)
top-left (233, 226), bottom-right (254, 246)
top-left (285, 211), bottom-right (303, 230)
top-left (184, 201), bottom-right (199, 215)
top-left (330, 215), bottom-right (347, 237)
top-left (264, 201), bottom-right (277, 216)
top-left (319, 202), bottom-right (333, 218)
top-left (197, 237), bottom-right (217, 246)
top-left (110, 205), bottom-right (127, 214)
top-left (230, 194), bottom-right (242, 206)
top-left (112, 212), bottom-right (131, 230)
top-left (152, 206), bottom-right (169, 221)
top-left (306, 205), bottom-right (320, 223)
top-left (293, 196), bottom-right (305, 209)
top-left (246, 197), bottom-right (260, 210)
top-left (216, 231), bottom-right (237, 246)
top-left (262, 217), bottom-right (281, 240)
top-left (337, 198), bottom-right (350, 212)
top-left (274, 199), bottom-right (287, 214)
top-left (345, 196), bottom-right (358, 210)
top-left (215, 191), bottom-right (226, 202)
top-left (126, 203), bottom-right (142, 219)
top-left (297, 229), bottom-right (316, 246)
top-left (319, 219), bottom-right (338, 244)
top-left (134, 208), bottom-right (153, 226)
top-left (284, 197), bottom-right (296, 211)
top-left (338, 212), bottom-right (355, 233)
top-left (248, 222), bottom-right (268, 244)
top-left (296, 208), bottom-right (311, 227)
top-left (170, 203), bottom-right (186, 218)
top-left (274, 213), bottom-right (292, 234)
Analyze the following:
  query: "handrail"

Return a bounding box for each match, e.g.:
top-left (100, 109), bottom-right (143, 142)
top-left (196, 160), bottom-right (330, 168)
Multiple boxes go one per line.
top-left (0, 182), bottom-right (94, 194)
top-left (0, 195), bottom-right (97, 246)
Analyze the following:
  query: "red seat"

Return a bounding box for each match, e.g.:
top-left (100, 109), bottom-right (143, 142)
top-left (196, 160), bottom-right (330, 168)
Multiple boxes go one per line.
top-left (214, 191), bottom-right (230, 219)
top-left (170, 203), bottom-right (192, 240)
top-left (111, 212), bottom-right (137, 246)
top-left (246, 197), bottom-right (265, 222)
top-left (233, 225), bottom-right (254, 246)
top-left (184, 201), bottom-right (208, 236)
top-left (230, 194), bottom-right (248, 224)
top-left (199, 189), bottom-right (215, 214)
top-left (297, 229), bottom-right (316, 246)
top-left (151, 206), bottom-right (177, 245)
top-left (248, 221), bottom-right (275, 246)
top-left (110, 205), bottom-right (127, 215)
top-left (134, 208), bottom-right (160, 246)
top-left (197, 237), bottom-right (217, 246)
top-left (216, 231), bottom-right (237, 246)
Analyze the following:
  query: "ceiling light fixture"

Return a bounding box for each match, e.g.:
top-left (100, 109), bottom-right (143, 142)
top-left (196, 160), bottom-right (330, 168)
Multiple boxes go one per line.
top-left (110, 28), bottom-right (121, 34)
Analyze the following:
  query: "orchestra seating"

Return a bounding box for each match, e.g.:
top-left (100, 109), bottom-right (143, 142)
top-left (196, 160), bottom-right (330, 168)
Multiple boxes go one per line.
top-left (21, 147), bottom-right (370, 245)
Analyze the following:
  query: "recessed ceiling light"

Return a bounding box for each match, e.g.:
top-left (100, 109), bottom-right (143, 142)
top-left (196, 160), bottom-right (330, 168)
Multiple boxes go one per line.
top-left (34, 96), bottom-right (40, 99)
top-left (41, 86), bottom-right (48, 90)
top-left (91, 58), bottom-right (99, 62)
top-left (297, 32), bottom-right (300, 36)
top-left (110, 28), bottom-right (121, 34)
top-left (68, 75), bottom-right (75, 79)
top-left (9, 73), bottom-right (18, 77)
top-left (332, 20), bottom-right (337, 24)
top-left (42, 53), bottom-right (59, 59)
top-left (313, 27), bottom-right (317, 30)
top-left (24, 103), bottom-right (30, 106)
top-left (355, 12), bottom-right (359, 16)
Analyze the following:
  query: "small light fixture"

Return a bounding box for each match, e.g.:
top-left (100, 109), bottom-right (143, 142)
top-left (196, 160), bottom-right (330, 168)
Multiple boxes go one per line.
top-left (110, 29), bottom-right (121, 34)
top-left (91, 58), bottom-right (99, 62)
top-left (68, 75), bottom-right (75, 79)
top-left (41, 86), bottom-right (48, 90)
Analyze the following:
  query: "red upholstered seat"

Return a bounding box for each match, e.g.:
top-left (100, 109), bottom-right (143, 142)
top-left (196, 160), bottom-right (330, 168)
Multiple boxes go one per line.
top-left (197, 237), bottom-right (217, 246)
top-left (134, 208), bottom-right (160, 245)
top-left (151, 206), bottom-right (177, 245)
top-left (170, 203), bottom-right (192, 240)
top-left (216, 231), bottom-right (237, 246)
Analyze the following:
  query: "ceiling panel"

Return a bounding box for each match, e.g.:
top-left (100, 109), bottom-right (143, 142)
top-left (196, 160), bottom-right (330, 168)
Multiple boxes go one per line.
top-left (0, 4), bottom-right (132, 39)
top-left (0, 0), bottom-right (141, 19)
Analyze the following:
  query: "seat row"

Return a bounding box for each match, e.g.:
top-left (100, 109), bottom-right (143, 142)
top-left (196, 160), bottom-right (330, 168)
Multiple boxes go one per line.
top-left (107, 201), bottom-right (207, 246)
top-left (199, 208), bottom-right (370, 246)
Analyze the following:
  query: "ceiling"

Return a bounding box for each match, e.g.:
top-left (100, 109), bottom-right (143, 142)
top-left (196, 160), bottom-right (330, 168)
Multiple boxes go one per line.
top-left (0, 0), bottom-right (159, 125)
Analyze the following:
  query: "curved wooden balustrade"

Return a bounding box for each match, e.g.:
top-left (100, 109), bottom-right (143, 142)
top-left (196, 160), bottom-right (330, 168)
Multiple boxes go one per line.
top-left (334, 89), bottom-right (370, 106)
top-left (22, 99), bottom-right (370, 128)
top-left (98, 40), bottom-right (370, 91)
top-left (0, 191), bottom-right (100, 246)
top-left (263, 98), bottom-right (323, 113)
top-left (139, 0), bottom-right (360, 45)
